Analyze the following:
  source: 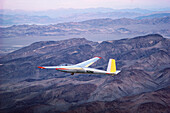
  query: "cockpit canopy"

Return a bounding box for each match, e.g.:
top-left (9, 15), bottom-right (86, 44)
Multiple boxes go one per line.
top-left (59, 63), bottom-right (73, 66)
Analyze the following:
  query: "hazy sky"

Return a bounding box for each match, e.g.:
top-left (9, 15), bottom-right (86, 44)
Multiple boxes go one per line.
top-left (1, 0), bottom-right (170, 11)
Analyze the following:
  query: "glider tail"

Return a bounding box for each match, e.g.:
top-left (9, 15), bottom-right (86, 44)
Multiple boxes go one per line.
top-left (107, 59), bottom-right (121, 75)
top-left (107, 59), bottom-right (116, 73)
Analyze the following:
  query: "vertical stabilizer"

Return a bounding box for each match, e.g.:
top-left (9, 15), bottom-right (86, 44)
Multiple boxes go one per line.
top-left (107, 59), bottom-right (116, 73)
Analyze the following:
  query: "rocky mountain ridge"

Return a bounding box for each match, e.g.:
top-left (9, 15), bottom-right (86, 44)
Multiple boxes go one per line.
top-left (65, 86), bottom-right (170, 113)
top-left (0, 34), bottom-right (170, 113)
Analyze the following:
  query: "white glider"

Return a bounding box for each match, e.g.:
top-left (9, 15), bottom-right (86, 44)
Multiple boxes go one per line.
top-left (38, 57), bottom-right (120, 75)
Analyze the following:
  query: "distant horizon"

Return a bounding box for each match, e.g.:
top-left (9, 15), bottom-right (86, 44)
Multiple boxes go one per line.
top-left (1, 7), bottom-right (170, 12)
top-left (1, 0), bottom-right (170, 11)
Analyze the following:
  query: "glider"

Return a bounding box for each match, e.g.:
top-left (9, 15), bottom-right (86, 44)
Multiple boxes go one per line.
top-left (38, 57), bottom-right (120, 75)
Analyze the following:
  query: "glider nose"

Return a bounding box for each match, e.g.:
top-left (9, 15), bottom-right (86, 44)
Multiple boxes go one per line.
top-left (38, 66), bottom-right (46, 69)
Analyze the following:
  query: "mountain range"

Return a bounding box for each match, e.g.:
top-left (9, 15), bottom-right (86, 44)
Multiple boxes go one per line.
top-left (135, 12), bottom-right (170, 19)
top-left (0, 8), bottom-right (169, 26)
top-left (1, 16), bottom-right (170, 39)
top-left (1, 8), bottom-right (169, 55)
top-left (0, 34), bottom-right (170, 113)
top-left (0, 8), bottom-right (153, 18)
